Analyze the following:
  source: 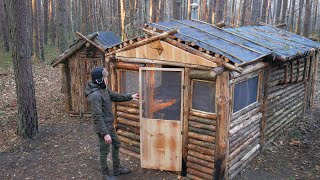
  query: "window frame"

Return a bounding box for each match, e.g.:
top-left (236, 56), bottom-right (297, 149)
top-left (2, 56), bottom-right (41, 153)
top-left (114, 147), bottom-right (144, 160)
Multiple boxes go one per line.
top-left (232, 74), bottom-right (260, 114)
top-left (117, 69), bottom-right (140, 98)
top-left (190, 79), bottom-right (217, 115)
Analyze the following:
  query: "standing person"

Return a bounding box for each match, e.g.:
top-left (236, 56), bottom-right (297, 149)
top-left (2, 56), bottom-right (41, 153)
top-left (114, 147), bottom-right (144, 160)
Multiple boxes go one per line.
top-left (85, 67), bottom-right (139, 179)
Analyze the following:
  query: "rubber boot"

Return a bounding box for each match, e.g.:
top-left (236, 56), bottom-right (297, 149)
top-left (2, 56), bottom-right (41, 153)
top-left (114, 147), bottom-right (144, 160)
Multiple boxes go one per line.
top-left (113, 166), bottom-right (132, 176)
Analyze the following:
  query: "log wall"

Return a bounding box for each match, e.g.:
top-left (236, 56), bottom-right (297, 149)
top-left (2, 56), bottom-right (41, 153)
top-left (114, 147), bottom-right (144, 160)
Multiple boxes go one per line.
top-left (265, 57), bottom-right (311, 145)
top-left (228, 70), bottom-right (263, 179)
top-left (116, 101), bottom-right (141, 157)
top-left (186, 110), bottom-right (216, 180)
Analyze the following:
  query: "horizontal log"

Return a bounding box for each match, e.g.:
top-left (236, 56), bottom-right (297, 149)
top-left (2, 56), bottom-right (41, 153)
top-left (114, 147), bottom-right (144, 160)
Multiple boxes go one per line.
top-left (230, 120), bottom-right (260, 141)
top-left (230, 62), bottom-right (268, 79)
top-left (190, 111), bottom-right (217, 120)
top-left (117, 117), bottom-right (140, 128)
top-left (229, 132), bottom-right (260, 160)
top-left (189, 116), bottom-right (216, 126)
top-left (121, 142), bottom-right (140, 154)
top-left (117, 123), bottom-right (140, 135)
top-left (116, 101), bottom-right (139, 108)
top-left (188, 150), bottom-right (214, 163)
top-left (266, 102), bottom-right (303, 130)
top-left (188, 143), bottom-right (215, 156)
top-left (117, 105), bottom-right (139, 114)
top-left (229, 145), bottom-right (260, 179)
top-left (116, 111), bottom-right (140, 121)
top-left (229, 139), bottom-right (259, 168)
top-left (116, 62), bottom-right (140, 71)
top-left (267, 93), bottom-right (304, 117)
top-left (187, 162), bottom-right (213, 175)
top-left (190, 70), bottom-right (217, 80)
top-left (117, 129), bottom-right (140, 141)
top-left (118, 135), bottom-right (140, 148)
top-left (230, 70), bottom-right (261, 84)
top-left (189, 126), bottom-right (215, 137)
top-left (231, 102), bottom-right (261, 120)
top-left (76, 31), bottom-right (106, 52)
top-left (266, 110), bottom-right (302, 145)
top-left (189, 121), bottom-right (216, 131)
top-left (188, 132), bottom-right (215, 143)
top-left (266, 109), bottom-right (303, 139)
top-left (229, 113), bottom-right (262, 136)
top-left (268, 83), bottom-right (303, 99)
top-left (186, 173), bottom-right (203, 180)
top-left (187, 167), bottom-right (212, 180)
top-left (230, 106), bottom-right (261, 129)
top-left (120, 146), bottom-right (140, 159)
top-left (267, 83), bottom-right (304, 105)
top-left (188, 138), bottom-right (215, 149)
top-left (187, 155), bottom-right (214, 168)
top-left (230, 128), bottom-right (260, 153)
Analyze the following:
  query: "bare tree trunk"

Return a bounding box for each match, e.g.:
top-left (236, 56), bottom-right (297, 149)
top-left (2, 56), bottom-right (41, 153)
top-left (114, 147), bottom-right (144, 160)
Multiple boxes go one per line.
top-left (32, 0), bottom-right (40, 59)
top-left (303, 0), bottom-right (311, 37)
top-left (11, 0), bottom-right (38, 138)
top-left (251, 0), bottom-right (262, 25)
top-left (43, 0), bottom-right (48, 45)
top-left (50, 0), bottom-right (56, 46)
top-left (289, 0), bottom-right (296, 31)
top-left (240, 0), bottom-right (248, 26)
top-left (261, 0), bottom-right (269, 23)
top-left (187, 0), bottom-right (192, 20)
top-left (231, 0), bottom-right (236, 27)
top-left (0, 0), bottom-right (10, 52)
top-left (275, 0), bottom-right (282, 24)
top-left (57, 0), bottom-right (67, 52)
top-left (150, 0), bottom-right (156, 22)
top-left (173, 0), bottom-right (181, 20)
top-left (215, 0), bottom-right (225, 23)
top-left (296, 0), bottom-right (304, 34)
top-left (37, 0), bottom-right (45, 62)
top-left (208, 0), bottom-right (216, 24)
top-left (281, 0), bottom-right (288, 23)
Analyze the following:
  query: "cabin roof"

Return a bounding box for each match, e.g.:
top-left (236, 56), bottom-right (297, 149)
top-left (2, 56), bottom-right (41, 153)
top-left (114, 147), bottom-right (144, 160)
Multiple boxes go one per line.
top-left (148, 20), bottom-right (320, 64)
top-left (95, 31), bottom-right (122, 49)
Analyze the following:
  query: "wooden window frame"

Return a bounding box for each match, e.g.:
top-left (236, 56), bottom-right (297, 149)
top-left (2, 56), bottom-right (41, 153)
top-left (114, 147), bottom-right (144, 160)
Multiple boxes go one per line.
top-left (232, 73), bottom-right (260, 115)
top-left (190, 79), bottom-right (217, 115)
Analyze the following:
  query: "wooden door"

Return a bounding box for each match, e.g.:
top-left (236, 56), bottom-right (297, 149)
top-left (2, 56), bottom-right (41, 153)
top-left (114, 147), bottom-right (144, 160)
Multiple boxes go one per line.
top-left (139, 67), bottom-right (184, 171)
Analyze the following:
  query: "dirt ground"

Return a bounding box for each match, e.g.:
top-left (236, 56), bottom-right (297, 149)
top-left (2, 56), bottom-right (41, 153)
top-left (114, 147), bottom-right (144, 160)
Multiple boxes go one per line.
top-left (0, 63), bottom-right (319, 180)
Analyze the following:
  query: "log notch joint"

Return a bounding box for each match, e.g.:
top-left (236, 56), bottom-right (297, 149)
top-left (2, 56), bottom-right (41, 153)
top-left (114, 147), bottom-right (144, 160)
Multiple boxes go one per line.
top-left (214, 71), bottom-right (230, 180)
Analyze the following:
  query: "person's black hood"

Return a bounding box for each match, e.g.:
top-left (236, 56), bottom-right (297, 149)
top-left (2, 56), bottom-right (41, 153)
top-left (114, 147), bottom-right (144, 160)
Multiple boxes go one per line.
top-left (85, 81), bottom-right (100, 97)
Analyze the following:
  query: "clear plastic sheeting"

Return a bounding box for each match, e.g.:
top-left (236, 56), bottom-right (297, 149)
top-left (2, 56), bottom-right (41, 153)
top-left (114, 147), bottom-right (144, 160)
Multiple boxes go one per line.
top-left (141, 70), bottom-right (182, 121)
top-left (192, 80), bottom-right (216, 113)
top-left (233, 76), bottom-right (259, 113)
top-left (119, 70), bottom-right (139, 94)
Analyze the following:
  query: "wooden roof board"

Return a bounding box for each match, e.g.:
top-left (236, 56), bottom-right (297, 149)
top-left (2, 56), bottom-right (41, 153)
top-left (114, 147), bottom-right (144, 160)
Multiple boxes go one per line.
top-left (116, 40), bottom-right (218, 67)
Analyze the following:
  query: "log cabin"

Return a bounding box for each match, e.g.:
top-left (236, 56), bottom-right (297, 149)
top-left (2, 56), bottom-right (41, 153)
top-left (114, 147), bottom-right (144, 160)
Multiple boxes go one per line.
top-left (51, 20), bottom-right (320, 179)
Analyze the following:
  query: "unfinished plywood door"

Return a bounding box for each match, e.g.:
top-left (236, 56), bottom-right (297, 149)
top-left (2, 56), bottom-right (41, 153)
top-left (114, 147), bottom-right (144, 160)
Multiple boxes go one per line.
top-left (139, 68), bottom-right (184, 171)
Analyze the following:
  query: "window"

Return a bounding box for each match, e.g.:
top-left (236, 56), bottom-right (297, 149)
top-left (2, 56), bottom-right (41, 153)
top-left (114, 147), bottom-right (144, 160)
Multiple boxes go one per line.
top-left (191, 80), bottom-right (216, 113)
top-left (119, 70), bottom-right (139, 94)
top-left (233, 76), bottom-right (259, 113)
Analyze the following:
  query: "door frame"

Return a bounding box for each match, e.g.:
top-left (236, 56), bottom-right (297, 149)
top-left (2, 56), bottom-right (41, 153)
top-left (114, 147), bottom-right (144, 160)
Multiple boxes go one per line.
top-left (139, 67), bottom-right (185, 171)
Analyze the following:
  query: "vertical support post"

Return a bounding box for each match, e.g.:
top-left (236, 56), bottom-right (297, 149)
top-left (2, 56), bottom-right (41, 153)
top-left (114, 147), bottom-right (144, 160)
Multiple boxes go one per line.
top-left (303, 57), bottom-right (311, 116)
top-left (310, 52), bottom-right (318, 110)
top-left (290, 61), bottom-right (294, 83)
top-left (182, 68), bottom-right (191, 176)
top-left (260, 64), bottom-right (271, 148)
top-left (214, 71), bottom-right (230, 180)
top-left (284, 64), bottom-right (288, 83)
top-left (109, 58), bottom-right (118, 127)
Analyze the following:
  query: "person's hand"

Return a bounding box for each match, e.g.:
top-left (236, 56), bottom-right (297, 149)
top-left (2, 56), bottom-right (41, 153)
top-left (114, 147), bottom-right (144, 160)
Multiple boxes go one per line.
top-left (104, 134), bottom-right (112, 144)
top-left (132, 93), bottom-right (140, 100)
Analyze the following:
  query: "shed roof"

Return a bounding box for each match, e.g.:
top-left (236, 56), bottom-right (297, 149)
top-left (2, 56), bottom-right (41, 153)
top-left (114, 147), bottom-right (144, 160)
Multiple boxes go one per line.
top-left (51, 31), bottom-right (121, 67)
top-left (148, 20), bottom-right (320, 64)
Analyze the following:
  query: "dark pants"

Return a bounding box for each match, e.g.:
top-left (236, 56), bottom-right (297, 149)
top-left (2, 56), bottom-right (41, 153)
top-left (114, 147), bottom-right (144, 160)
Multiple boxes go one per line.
top-left (98, 126), bottom-right (121, 174)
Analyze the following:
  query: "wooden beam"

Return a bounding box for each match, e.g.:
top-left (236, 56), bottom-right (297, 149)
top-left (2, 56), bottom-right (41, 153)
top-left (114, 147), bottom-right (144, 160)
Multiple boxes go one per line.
top-left (116, 62), bottom-right (140, 71)
top-left (76, 31), bottom-right (105, 53)
top-left (106, 29), bottom-right (177, 56)
top-left (182, 68), bottom-right (191, 176)
top-left (143, 29), bottom-right (243, 73)
top-left (230, 62), bottom-right (268, 79)
top-left (260, 64), bottom-right (271, 148)
top-left (310, 51), bottom-right (318, 109)
top-left (51, 33), bottom-right (98, 67)
top-left (214, 21), bottom-right (226, 28)
top-left (214, 72), bottom-right (230, 180)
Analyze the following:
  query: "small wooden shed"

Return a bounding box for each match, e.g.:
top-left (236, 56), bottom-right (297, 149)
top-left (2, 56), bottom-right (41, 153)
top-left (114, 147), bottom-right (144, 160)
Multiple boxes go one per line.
top-left (51, 31), bottom-right (121, 116)
top-left (52, 20), bottom-right (320, 179)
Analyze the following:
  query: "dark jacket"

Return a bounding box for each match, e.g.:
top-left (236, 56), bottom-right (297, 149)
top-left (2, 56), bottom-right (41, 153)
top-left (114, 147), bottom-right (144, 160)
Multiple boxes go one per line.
top-left (85, 81), bottom-right (133, 136)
